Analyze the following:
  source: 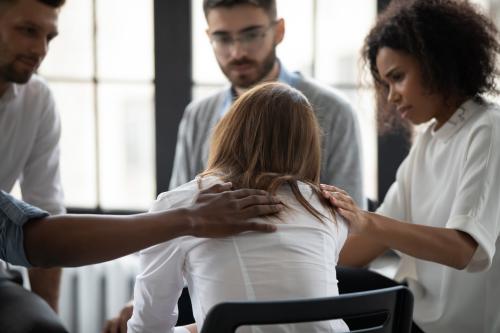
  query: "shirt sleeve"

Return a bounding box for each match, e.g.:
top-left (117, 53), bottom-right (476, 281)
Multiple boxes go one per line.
top-left (0, 191), bottom-right (48, 267)
top-left (20, 87), bottom-right (65, 215)
top-left (127, 195), bottom-right (188, 333)
top-left (376, 155), bottom-right (412, 222)
top-left (445, 122), bottom-right (500, 272)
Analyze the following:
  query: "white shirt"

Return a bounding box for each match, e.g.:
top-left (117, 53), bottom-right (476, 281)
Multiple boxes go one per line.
top-left (0, 75), bottom-right (64, 215)
top-left (377, 98), bottom-right (500, 333)
top-left (128, 177), bottom-right (349, 333)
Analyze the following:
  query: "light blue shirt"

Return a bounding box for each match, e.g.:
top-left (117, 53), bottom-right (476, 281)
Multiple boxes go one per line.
top-left (219, 60), bottom-right (300, 118)
top-left (170, 59), bottom-right (365, 206)
top-left (0, 190), bottom-right (48, 267)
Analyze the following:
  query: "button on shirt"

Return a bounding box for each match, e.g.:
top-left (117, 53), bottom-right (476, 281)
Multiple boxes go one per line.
top-left (0, 190), bottom-right (48, 267)
top-left (128, 177), bottom-right (350, 333)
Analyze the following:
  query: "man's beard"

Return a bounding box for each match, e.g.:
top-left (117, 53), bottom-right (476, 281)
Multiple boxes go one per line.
top-left (0, 42), bottom-right (37, 84)
top-left (220, 48), bottom-right (277, 89)
top-left (0, 62), bottom-right (33, 84)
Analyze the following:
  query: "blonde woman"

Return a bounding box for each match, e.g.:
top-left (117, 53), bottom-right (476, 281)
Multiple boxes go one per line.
top-left (128, 82), bottom-right (349, 333)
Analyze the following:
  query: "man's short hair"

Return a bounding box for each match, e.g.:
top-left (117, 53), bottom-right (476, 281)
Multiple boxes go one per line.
top-left (0, 0), bottom-right (65, 8)
top-left (203, 0), bottom-right (276, 19)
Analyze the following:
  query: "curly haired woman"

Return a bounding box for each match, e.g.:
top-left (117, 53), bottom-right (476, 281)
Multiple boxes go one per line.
top-left (324, 1), bottom-right (500, 332)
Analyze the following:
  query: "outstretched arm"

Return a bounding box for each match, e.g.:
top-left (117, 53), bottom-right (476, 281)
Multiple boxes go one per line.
top-left (321, 184), bottom-right (477, 270)
top-left (24, 183), bottom-right (282, 268)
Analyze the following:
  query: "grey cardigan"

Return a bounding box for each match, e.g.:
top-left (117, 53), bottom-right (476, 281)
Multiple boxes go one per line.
top-left (169, 73), bottom-right (365, 207)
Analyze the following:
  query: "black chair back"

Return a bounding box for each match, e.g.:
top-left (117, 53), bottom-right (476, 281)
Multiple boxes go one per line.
top-left (200, 286), bottom-right (413, 333)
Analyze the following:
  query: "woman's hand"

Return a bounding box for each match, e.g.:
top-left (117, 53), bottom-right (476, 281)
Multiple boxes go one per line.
top-left (321, 184), bottom-right (478, 270)
top-left (320, 184), bottom-right (370, 234)
top-left (102, 301), bottom-right (133, 333)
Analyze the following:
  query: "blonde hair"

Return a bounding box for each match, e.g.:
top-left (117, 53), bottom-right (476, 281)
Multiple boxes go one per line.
top-left (200, 82), bottom-right (335, 222)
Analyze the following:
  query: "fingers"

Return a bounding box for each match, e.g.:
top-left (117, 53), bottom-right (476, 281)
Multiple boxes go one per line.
top-left (238, 221), bottom-right (277, 233)
top-left (241, 202), bottom-right (284, 218)
top-left (199, 182), bottom-right (233, 195)
top-left (228, 188), bottom-right (273, 199)
top-left (332, 193), bottom-right (353, 209)
top-left (102, 305), bottom-right (132, 333)
top-left (120, 316), bottom-right (127, 333)
top-left (102, 319), bottom-right (118, 333)
top-left (337, 207), bottom-right (350, 219)
top-left (120, 304), bottom-right (133, 332)
top-left (200, 185), bottom-right (274, 199)
top-left (320, 184), bottom-right (348, 195)
top-left (236, 193), bottom-right (282, 210)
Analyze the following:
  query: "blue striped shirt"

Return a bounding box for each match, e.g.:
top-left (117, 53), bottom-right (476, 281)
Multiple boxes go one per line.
top-left (0, 190), bottom-right (48, 267)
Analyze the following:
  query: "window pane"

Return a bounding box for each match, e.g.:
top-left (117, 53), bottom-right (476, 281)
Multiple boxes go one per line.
top-left (276, 0), bottom-right (314, 75)
top-left (315, 0), bottom-right (376, 85)
top-left (97, 0), bottom-right (154, 81)
top-left (98, 83), bottom-right (155, 210)
top-left (337, 87), bottom-right (378, 200)
top-left (191, 0), bottom-right (227, 85)
top-left (50, 82), bottom-right (97, 208)
top-left (39, 1), bottom-right (93, 79)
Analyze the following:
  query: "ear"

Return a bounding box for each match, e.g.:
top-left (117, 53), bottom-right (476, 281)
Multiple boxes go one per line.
top-left (274, 18), bottom-right (285, 45)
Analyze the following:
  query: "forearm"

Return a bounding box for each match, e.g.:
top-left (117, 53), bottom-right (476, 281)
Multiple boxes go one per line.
top-left (28, 267), bottom-right (61, 312)
top-left (24, 209), bottom-right (192, 267)
top-left (338, 234), bottom-right (388, 267)
top-left (365, 212), bottom-right (477, 269)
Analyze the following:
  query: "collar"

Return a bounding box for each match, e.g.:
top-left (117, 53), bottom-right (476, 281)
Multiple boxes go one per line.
top-left (219, 59), bottom-right (301, 118)
top-left (431, 98), bottom-right (481, 141)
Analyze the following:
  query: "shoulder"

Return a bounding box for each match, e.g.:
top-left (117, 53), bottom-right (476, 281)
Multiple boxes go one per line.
top-left (294, 75), bottom-right (356, 119)
top-left (184, 89), bottom-right (227, 119)
top-left (456, 98), bottom-right (500, 146)
top-left (472, 99), bottom-right (500, 128)
top-left (153, 179), bottom-right (201, 211)
top-left (12, 75), bottom-right (57, 122)
top-left (153, 175), bottom-right (223, 211)
top-left (465, 99), bottom-right (500, 152)
top-left (21, 75), bottom-right (54, 100)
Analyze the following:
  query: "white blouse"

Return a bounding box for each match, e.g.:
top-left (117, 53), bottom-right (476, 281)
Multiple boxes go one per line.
top-left (378, 98), bottom-right (500, 333)
top-left (128, 176), bottom-right (349, 333)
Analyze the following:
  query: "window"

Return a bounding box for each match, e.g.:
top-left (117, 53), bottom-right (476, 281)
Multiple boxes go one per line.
top-left (192, 0), bottom-right (378, 199)
top-left (38, 0), bottom-right (155, 210)
top-left (35, 0), bottom-right (500, 209)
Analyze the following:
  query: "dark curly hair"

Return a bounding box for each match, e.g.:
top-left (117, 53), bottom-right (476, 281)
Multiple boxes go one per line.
top-left (363, 0), bottom-right (500, 133)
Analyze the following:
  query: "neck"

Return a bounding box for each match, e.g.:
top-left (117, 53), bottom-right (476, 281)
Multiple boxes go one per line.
top-left (234, 60), bottom-right (280, 97)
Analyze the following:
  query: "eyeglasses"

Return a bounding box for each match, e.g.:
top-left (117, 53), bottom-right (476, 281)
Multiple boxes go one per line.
top-left (209, 22), bottom-right (277, 57)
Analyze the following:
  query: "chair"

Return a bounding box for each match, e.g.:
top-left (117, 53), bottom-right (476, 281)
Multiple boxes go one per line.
top-left (200, 286), bottom-right (413, 333)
